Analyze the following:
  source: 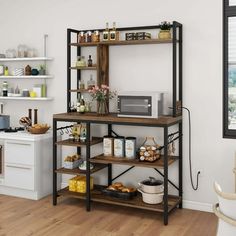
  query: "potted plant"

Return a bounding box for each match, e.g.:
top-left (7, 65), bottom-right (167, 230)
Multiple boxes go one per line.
top-left (38, 64), bottom-right (46, 75)
top-left (158, 21), bottom-right (171, 40)
top-left (88, 84), bottom-right (116, 115)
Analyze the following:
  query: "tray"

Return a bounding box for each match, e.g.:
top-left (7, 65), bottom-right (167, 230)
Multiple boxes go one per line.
top-left (101, 187), bottom-right (137, 200)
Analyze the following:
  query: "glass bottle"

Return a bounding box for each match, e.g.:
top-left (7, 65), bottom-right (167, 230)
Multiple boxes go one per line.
top-left (110, 22), bottom-right (117, 40)
top-left (88, 55), bottom-right (93, 67)
top-left (76, 56), bottom-right (81, 67)
top-left (76, 94), bottom-right (81, 112)
top-left (87, 74), bottom-right (95, 90)
top-left (79, 79), bottom-right (85, 90)
top-left (79, 95), bottom-right (85, 113)
top-left (2, 81), bottom-right (8, 97)
top-left (4, 66), bottom-right (9, 76)
top-left (103, 22), bottom-right (109, 41)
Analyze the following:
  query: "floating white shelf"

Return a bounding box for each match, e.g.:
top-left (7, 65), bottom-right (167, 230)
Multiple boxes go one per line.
top-left (0, 97), bottom-right (53, 101)
top-left (0, 57), bottom-right (53, 62)
top-left (0, 75), bottom-right (53, 79)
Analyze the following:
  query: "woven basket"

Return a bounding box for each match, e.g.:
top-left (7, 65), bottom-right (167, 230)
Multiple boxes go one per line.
top-left (28, 126), bottom-right (50, 134)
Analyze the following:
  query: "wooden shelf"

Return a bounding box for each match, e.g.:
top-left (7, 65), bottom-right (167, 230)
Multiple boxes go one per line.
top-left (0, 75), bottom-right (53, 79)
top-left (53, 112), bottom-right (182, 127)
top-left (0, 57), bottom-right (53, 62)
top-left (70, 39), bottom-right (176, 47)
top-left (0, 97), bottom-right (53, 101)
top-left (90, 155), bottom-right (178, 168)
top-left (55, 137), bottom-right (103, 147)
top-left (55, 163), bottom-right (107, 175)
top-left (69, 89), bottom-right (89, 93)
top-left (70, 42), bottom-right (99, 47)
top-left (69, 66), bottom-right (97, 70)
top-left (58, 185), bottom-right (181, 213)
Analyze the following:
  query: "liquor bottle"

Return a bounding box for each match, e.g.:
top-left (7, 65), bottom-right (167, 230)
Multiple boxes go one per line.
top-left (88, 55), bottom-right (93, 67)
top-left (79, 95), bottom-right (85, 113)
top-left (103, 22), bottom-right (109, 41)
top-left (76, 94), bottom-right (81, 112)
top-left (110, 22), bottom-right (117, 40)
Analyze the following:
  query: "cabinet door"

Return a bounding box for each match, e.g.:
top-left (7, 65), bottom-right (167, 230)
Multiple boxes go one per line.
top-left (4, 164), bottom-right (34, 190)
top-left (5, 140), bottom-right (34, 166)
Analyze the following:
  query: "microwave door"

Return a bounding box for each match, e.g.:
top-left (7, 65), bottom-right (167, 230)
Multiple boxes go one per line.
top-left (119, 96), bottom-right (152, 116)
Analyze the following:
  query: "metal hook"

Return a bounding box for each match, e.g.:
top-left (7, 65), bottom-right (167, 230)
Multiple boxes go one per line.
top-left (65, 128), bottom-right (69, 134)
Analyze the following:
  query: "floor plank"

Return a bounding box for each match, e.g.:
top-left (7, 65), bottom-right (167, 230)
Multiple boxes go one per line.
top-left (0, 194), bottom-right (217, 236)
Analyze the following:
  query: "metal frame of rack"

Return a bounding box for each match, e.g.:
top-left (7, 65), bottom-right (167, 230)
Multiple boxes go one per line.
top-left (53, 22), bottom-right (183, 225)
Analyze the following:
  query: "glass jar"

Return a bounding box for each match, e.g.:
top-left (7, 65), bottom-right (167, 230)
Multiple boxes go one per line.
top-left (92, 30), bottom-right (100, 42)
top-left (86, 31), bottom-right (92, 43)
top-left (78, 31), bottom-right (86, 43)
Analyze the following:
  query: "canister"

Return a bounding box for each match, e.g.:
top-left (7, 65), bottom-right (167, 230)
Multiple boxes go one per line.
top-left (114, 136), bottom-right (125, 157)
top-left (125, 137), bottom-right (136, 159)
top-left (103, 135), bottom-right (113, 156)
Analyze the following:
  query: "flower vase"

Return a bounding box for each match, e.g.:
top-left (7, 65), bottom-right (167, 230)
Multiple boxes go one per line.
top-left (97, 100), bottom-right (108, 116)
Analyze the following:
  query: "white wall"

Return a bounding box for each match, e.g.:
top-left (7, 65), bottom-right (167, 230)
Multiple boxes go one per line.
top-left (0, 0), bottom-right (233, 211)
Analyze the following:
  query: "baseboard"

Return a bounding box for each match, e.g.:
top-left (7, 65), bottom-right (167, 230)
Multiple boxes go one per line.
top-left (61, 182), bottom-right (213, 213)
top-left (183, 200), bottom-right (213, 213)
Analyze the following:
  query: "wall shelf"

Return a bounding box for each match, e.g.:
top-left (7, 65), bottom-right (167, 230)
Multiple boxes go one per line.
top-left (0, 57), bottom-right (53, 62)
top-left (0, 97), bottom-right (53, 101)
top-left (0, 75), bottom-right (53, 79)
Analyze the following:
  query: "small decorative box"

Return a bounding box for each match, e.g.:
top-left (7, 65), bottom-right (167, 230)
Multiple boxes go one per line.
top-left (125, 33), bottom-right (136, 41)
top-left (136, 32), bottom-right (151, 40)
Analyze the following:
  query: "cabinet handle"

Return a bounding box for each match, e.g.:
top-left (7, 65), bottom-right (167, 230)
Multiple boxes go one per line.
top-left (6, 165), bottom-right (31, 170)
top-left (7, 142), bottom-right (31, 146)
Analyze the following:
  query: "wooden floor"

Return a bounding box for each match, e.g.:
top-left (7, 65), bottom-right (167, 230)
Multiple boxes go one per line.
top-left (0, 194), bottom-right (217, 236)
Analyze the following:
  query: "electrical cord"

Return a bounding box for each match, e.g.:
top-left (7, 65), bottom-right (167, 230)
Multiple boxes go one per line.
top-left (181, 106), bottom-right (200, 191)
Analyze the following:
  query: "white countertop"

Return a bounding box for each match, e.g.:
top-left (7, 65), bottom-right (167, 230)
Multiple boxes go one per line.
top-left (0, 129), bottom-right (52, 141)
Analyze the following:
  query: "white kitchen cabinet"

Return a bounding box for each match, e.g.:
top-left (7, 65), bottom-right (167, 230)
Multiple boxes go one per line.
top-left (0, 131), bottom-right (60, 200)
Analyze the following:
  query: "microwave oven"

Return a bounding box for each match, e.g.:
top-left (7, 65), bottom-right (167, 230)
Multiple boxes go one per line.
top-left (117, 91), bottom-right (170, 118)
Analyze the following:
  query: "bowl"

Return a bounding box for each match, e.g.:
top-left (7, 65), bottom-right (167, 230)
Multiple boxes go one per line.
top-left (28, 126), bottom-right (50, 134)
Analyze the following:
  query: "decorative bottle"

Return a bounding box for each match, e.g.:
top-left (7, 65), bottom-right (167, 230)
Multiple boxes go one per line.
top-left (87, 74), bottom-right (95, 90)
top-left (88, 55), bottom-right (93, 67)
top-left (103, 22), bottom-right (109, 41)
top-left (110, 22), bottom-right (117, 40)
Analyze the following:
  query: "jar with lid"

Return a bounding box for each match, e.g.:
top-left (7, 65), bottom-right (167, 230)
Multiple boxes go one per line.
top-left (114, 136), bottom-right (125, 157)
top-left (103, 135), bottom-right (114, 156)
top-left (125, 137), bottom-right (136, 159)
top-left (86, 31), bottom-right (92, 43)
top-left (92, 30), bottom-right (100, 42)
top-left (78, 31), bottom-right (86, 43)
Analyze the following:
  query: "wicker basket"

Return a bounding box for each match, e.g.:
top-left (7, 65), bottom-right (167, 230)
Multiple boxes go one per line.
top-left (28, 126), bottom-right (50, 134)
